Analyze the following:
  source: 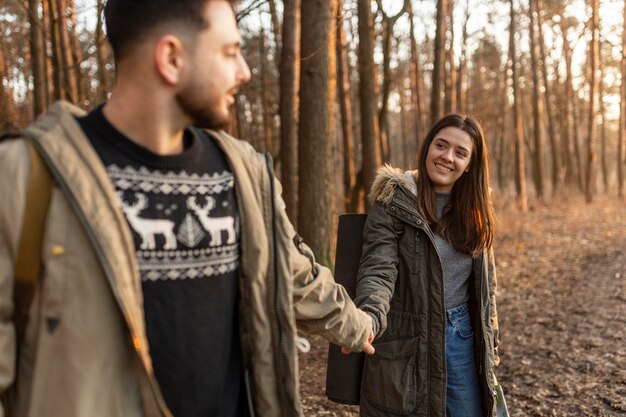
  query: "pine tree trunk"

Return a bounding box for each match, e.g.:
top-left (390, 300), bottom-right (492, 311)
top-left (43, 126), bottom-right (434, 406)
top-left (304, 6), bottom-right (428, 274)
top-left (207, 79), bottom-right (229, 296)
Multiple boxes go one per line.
top-left (585, 0), bottom-right (599, 203)
top-left (95, 0), bottom-right (109, 103)
top-left (28, 0), bottom-right (46, 116)
top-left (357, 0), bottom-right (381, 210)
top-left (431, 0), bottom-right (447, 124)
top-left (408, 1), bottom-right (426, 150)
top-left (528, 0), bottom-right (545, 198)
top-left (617, 0), bottom-right (626, 199)
top-left (56, 0), bottom-right (78, 103)
top-left (298, 0), bottom-right (338, 266)
top-left (67, 0), bottom-right (84, 103)
top-left (48, 0), bottom-right (65, 100)
top-left (457, 0), bottom-right (470, 115)
top-left (536, 0), bottom-right (559, 193)
top-left (336, 4), bottom-right (356, 211)
top-left (279, 0), bottom-right (300, 225)
top-left (259, 27), bottom-right (274, 155)
top-left (510, 0), bottom-right (528, 211)
top-left (598, 40), bottom-right (608, 192)
top-left (444, 0), bottom-right (456, 114)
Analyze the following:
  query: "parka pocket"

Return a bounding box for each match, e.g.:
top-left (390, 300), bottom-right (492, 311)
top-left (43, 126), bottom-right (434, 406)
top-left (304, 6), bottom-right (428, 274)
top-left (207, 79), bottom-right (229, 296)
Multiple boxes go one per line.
top-left (362, 337), bottom-right (419, 414)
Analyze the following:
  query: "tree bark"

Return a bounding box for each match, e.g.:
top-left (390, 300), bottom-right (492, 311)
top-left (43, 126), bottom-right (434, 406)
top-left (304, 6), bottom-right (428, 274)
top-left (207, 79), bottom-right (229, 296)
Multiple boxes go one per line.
top-left (259, 27), bottom-right (274, 155)
top-left (357, 0), bottom-right (381, 210)
top-left (56, 0), bottom-right (78, 103)
top-left (585, 0), bottom-right (599, 203)
top-left (28, 0), bottom-right (46, 116)
top-left (48, 0), bottom-right (65, 100)
top-left (535, 0), bottom-right (559, 193)
top-left (457, 0), bottom-right (470, 115)
top-left (336, 4), bottom-right (356, 211)
top-left (509, 0), bottom-right (528, 211)
top-left (298, 0), bottom-right (338, 266)
top-left (598, 39), bottom-right (608, 192)
top-left (279, 0), bottom-right (300, 225)
top-left (408, 0), bottom-right (426, 151)
top-left (528, 0), bottom-right (545, 198)
top-left (431, 0), bottom-right (447, 124)
top-left (444, 0), bottom-right (456, 114)
top-left (95, 0), bottom-right (109, 103)
top-left (67, 0), bottom-right (84, 103)
top-left (617, 0), bottom-right (626, 199)
top-left (375, 0), bottom-right (409, 163)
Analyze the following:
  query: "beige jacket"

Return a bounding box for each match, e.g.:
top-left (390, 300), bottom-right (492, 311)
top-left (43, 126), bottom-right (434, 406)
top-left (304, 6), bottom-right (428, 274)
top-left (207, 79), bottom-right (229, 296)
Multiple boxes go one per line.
top-left (0, 102), bottom-right (369, 417)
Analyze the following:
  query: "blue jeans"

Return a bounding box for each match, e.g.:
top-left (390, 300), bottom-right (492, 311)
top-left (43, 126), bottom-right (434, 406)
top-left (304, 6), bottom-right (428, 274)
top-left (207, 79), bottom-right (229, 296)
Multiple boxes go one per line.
top-left (446, 303), bottom-right (483, 417)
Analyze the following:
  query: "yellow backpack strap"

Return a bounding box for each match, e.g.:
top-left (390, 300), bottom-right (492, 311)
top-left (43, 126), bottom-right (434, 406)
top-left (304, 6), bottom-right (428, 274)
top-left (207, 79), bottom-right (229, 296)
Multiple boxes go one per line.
top-left (13, 139), bottom-right (53, 344)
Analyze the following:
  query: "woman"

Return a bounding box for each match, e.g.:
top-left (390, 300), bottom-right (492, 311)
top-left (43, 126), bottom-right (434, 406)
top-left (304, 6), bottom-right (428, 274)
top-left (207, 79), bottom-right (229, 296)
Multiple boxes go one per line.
top-left (355, 114), bottom-right (500, 417)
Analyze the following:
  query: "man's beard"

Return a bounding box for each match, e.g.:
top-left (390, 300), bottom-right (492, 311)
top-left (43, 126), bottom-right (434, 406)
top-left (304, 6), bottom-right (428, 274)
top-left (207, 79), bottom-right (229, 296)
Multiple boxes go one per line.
top-left (176, 90), bottom-right (232, 130)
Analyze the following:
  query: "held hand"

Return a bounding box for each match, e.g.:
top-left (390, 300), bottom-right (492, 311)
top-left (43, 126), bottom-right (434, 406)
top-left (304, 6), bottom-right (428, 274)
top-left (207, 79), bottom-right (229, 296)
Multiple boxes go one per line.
top-left (341, 309), bottom-right (375, 355)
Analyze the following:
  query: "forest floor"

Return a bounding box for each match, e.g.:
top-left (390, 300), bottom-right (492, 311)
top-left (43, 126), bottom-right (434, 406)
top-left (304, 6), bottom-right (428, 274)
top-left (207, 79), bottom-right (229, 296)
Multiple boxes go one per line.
top-left (298, 194), bottom-right (626, 416)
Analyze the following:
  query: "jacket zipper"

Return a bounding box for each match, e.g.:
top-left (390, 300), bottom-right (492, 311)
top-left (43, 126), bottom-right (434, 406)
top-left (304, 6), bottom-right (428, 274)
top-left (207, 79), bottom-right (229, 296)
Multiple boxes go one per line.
top-left (265, 154), bottom-right (291, 417)
top-left (395, 204), bottom-right (447, 416)
top-left (30, 139), bottom-right (170, 416)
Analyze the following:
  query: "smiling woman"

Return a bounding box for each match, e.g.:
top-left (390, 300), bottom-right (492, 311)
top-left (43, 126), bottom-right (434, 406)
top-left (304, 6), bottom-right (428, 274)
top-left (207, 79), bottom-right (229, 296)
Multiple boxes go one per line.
top-left (354, 114), bottom-right (499, 417)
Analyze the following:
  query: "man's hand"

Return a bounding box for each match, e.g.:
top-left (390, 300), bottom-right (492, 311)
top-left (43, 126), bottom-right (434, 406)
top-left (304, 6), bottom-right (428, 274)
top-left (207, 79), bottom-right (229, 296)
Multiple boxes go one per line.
top-left (341, 309), bottom-right (375, 355)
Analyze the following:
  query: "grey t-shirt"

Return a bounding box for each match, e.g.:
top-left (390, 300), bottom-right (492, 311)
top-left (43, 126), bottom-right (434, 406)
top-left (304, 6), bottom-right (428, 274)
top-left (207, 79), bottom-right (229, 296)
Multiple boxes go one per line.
top-left (434, 193), bottom-right (472, 310)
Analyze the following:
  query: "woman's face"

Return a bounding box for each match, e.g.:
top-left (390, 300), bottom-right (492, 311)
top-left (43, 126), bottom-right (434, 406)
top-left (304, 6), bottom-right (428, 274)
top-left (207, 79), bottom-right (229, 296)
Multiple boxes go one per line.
top-left (424, 126), bottom-right (474, 193)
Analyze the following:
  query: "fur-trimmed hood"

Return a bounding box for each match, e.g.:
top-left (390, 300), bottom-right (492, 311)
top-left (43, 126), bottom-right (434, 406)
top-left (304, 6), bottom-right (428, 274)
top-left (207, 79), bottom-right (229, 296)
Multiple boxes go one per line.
top-left (368, 164), bottom-right (418, 205)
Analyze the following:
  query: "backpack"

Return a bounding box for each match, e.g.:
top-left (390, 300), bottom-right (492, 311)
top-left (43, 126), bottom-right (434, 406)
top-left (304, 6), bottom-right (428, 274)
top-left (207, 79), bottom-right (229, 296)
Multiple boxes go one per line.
top-left (0, 132), bottom-right (53, 349)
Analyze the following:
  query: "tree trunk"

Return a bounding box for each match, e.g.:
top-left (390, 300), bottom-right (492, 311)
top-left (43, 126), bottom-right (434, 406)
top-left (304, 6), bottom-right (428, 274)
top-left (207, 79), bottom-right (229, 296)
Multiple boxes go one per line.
top-left (510, 0), bottom-right (528, 212)
top-left (48, 0), bottom-right (64, 100)
top-left (585, 0), bottom-right (599, 203)
top-left (267, 0), bottom-right (282, 49)
top-left (95, 0), bottom-right (109, 103)
top-left (536, 0), bottom-right (559, 193)
top-left (431, 0), bottom-right (447, 124)
top-left (617, 0), bottom-right (626, 199)
top-left (259, 27), bottom-right (274, 155)
top-left (56, 0), bottom-right (78, 103)
top-left (558, 7), bottom-right (583, 190)
top-left (336, 4), bottom-right (356, 211)
top-left (598, 40), bottom-right (608, 192)
top-left (375, 0), bottom-right (409, 163)
top-left (408, 1), bottom-right (426, 151)
top-left (67, 0), bottom-right (84, 103)
top-left (28, 0), bottom-right (46, 116)
top-left (279, 0), bottom-right (300, 225)
top-left (298, 0), bottom-right (338, 266)
top-left (357, 0), bottom-right (381, 210)
top-left (444, 0), bottom-right (456, 114)
top-left (528, 0), bottom-right (545, 198)
top-left (457, 0), bottom-right (470, 115)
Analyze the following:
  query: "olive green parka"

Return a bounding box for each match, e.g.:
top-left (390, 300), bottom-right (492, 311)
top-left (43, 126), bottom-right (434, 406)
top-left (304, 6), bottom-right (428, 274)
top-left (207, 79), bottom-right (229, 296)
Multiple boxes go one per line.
top-left (355, 165), bottom-right (500, 417)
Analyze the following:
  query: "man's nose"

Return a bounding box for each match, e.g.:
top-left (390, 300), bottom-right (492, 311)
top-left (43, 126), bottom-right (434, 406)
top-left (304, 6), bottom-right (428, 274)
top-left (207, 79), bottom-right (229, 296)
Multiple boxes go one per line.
top-left (238, 54), bottom-right (251, 84)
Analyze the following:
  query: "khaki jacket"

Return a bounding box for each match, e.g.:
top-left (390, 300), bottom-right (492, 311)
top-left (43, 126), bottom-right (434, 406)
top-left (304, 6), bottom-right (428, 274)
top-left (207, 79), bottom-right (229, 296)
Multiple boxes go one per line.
top-left (0, 102), bottom-right (369, 417)
top-left (354, 165), bottom-right (500, 417)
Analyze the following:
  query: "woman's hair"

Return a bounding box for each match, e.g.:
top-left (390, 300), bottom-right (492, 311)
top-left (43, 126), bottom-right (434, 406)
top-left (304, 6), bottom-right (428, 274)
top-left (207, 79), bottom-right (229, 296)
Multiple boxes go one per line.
top-left (415, 114), bottom-right (494, 257)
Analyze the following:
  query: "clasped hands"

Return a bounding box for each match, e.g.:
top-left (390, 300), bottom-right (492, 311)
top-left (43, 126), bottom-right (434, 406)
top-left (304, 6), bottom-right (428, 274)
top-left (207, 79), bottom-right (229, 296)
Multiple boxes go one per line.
top-left (341, 309), bottom-right (375, 355)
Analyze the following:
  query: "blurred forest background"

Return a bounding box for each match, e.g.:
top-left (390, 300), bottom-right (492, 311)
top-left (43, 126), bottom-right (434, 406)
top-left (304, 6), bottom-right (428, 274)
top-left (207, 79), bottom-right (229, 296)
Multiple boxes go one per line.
top-left (0, 0), bottom-right (625, 266)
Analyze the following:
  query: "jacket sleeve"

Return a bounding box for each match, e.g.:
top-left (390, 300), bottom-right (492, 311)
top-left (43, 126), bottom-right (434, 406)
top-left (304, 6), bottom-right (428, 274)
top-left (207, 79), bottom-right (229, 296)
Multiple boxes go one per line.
top-left (273, 183), bottom-right (370, 352)
top-left (0, 140), bottom-right (29, 416)
top-left (353, 201), bottom-right (399, 339)
top-left (487, 247), bottom-right (500, 366)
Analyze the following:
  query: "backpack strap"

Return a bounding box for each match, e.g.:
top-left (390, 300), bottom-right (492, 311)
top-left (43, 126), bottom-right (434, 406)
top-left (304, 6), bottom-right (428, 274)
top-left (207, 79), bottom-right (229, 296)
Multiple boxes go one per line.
top-left (13, 139), bottom-right (53, 344)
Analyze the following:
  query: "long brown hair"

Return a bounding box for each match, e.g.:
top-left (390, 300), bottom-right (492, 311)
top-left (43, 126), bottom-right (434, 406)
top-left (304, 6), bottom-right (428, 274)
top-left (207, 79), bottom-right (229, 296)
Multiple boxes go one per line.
top-left (415, 114), bottom-right (494, 257)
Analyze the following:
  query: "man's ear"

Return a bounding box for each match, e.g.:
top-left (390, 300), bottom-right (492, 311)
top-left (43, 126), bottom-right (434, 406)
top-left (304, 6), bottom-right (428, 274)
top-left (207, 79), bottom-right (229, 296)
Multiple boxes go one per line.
top-left (154, 35), bottom-right (186, 85)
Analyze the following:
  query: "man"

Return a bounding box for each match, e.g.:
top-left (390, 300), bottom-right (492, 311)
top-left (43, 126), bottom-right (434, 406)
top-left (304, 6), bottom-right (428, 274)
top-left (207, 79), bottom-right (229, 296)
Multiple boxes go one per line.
top-left (0, 1), bottom-right (373, 416)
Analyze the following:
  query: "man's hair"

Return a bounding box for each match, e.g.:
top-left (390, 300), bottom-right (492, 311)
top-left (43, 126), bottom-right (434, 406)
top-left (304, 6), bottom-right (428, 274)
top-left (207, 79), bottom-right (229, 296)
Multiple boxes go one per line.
top-left (104, 0), bottom-right (237, 62)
